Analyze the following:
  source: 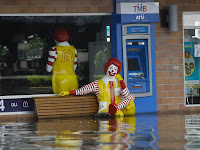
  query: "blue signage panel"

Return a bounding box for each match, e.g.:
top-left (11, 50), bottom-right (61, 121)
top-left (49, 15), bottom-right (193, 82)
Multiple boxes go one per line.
top-left (119, 14), bottom-right (159, 23)
top-left (0, 98), bottom-right (35, 113)
top-left (127, 26), bottom-right (149, 34)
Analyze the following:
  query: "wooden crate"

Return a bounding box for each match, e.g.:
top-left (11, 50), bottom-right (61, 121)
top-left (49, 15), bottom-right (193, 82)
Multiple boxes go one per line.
top-left (34, 94), bottom-right (98, 119)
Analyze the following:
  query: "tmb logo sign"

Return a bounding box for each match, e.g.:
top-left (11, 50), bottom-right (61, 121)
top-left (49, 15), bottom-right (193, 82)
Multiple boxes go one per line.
top-left (133, 4), bottom-right (147, 13)
top-left (116, 2), bottom-right (159, 15)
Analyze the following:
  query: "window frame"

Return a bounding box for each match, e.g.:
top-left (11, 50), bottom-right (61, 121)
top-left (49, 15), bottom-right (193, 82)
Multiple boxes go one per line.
top-left (183, 12), bottom-right (200, 107)
top-left (0, 13), bottom-right (112, 99)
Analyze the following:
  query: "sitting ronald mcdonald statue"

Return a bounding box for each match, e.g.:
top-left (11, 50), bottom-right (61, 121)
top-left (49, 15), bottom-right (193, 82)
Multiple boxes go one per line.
top-left (46, 28), bottom-right (78, 94)
top-left (59, 57), bottom-right (135, 116)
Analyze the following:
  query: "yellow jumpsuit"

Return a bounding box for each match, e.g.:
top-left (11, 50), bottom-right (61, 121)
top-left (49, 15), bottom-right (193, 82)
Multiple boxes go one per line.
top-left (52, 45), bottom-right (78, 94)
top-left (98, 79), bottom-right (135, 116)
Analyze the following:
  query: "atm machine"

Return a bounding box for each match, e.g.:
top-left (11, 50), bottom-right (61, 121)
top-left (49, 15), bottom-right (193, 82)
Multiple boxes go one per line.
top-left (111, 1), bottom-right (159, 113)
top-left (122, 24), bottom-right (152, 97)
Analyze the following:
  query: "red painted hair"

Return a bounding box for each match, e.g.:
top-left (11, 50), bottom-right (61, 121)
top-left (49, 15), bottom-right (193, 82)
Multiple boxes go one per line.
top-left (104, 58), bottom-right (122, 74)
top-left (54, 28), bottom-right (69, 42)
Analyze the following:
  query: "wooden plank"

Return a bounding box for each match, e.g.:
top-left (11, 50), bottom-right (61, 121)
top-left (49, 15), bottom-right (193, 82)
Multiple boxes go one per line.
top-left (35, 99), bottom-right (97, 104)
top-left (36, 99), bottom-right (97, 105)
top-left (37, 108), bottom-right (97, 113)
top-left (33, 94), bottom-right (98, 119)
top-left (36, 106), bottom-right (98, 110)
top-left (38, 113), bottom-right (96, 117)
top-left (34, 95), bottom-right (95, 100)
top-left (36, 107), bottom-right (97, 115)
top-left (35, 103), bottom-right (98, 108)
top-left (37, 110), bottom-right (97, 117)
top-left (38, 112), bottom-right (96, 116)
top-left (38, 113), bottom-right (93, 119)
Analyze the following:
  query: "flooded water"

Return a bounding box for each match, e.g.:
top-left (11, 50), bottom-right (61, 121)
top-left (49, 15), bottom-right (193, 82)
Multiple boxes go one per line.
top-left (0, 113), bottom-right (198, 150)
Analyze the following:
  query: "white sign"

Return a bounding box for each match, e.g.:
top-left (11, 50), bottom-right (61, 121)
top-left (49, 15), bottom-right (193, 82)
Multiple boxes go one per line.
top-left (116, 2), bottom-right (159, 14)
top-left (194, 44), bottom-right (200, 57)
top-left (185, 80), bottom-right (200, 84)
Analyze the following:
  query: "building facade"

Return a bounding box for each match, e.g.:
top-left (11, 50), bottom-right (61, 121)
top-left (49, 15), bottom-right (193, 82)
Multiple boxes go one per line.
top-left (0, 0), bottom-right (200, 113)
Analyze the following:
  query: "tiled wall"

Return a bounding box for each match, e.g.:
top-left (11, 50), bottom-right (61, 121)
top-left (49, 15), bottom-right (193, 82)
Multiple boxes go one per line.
top-left (155, 0), bottom-right (200, 112)
top-left (0, 0), bottom-right (113, 13)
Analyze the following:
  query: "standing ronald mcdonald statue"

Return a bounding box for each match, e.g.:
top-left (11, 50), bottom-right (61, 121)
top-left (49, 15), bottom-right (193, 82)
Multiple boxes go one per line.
top-left (46, 28), bottom-right (78, 94)
top-left (59, 57), bottom-right (135, 116)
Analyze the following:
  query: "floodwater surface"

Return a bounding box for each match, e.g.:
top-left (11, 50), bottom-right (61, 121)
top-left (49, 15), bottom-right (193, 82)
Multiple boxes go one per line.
top-left (0, 113), bottom-right (198, 150)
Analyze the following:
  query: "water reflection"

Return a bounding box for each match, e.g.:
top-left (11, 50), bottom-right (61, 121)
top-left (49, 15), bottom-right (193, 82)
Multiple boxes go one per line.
top-left (0, 115), bottom-right (159, 149)
top-left (37, 115), bottom-right (158, 149)
top-left (0, 122), bottom-right (37, 149)
top-left (97, 117), bottom-right (136, 149)
top-left (157, 113), bottom-right (186, 149)
top-left (185, 114), bottom-right (200, 150)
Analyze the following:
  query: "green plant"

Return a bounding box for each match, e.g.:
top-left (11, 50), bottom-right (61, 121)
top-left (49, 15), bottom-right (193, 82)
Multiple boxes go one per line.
top-left (27, 75), bottom-right (52, 86)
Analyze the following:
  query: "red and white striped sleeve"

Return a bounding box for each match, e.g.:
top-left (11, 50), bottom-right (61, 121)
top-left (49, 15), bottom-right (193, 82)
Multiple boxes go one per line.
top-left (70, 80), bottom-right (99, 97)
top-left (117, 94), bottom-right (134, 111)
top-left (116, 80), bottom-right (134, 110)
top-left (46, 47), bottom-right (57, 72)
top-left (74, 48), bottom-right (77, 71)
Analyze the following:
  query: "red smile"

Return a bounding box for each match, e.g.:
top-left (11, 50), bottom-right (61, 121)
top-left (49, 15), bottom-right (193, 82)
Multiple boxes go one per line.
top-left (109, 71), bottom-right (116, 77)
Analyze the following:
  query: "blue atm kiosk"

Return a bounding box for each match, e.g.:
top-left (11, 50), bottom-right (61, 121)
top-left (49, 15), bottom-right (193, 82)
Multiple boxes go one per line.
top-left (122, 24), bottom-right (152, 97)
top-left (111, 1), bottom-right (159, 113)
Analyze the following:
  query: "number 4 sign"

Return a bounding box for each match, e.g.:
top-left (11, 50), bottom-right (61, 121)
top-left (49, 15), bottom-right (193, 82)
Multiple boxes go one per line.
top-left (0, 100), bottom-right (5, 111)
top-left (194, 45), bottom-right (200, 57)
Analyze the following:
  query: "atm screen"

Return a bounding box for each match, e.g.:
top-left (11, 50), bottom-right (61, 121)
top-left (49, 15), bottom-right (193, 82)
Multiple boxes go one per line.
top-left (128, 58), bottom-right (141, 71)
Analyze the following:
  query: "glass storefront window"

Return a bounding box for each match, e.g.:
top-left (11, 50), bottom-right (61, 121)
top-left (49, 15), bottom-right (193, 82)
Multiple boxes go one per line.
top-left (0, 15), bottom-right (111, 96)
top-left (183, 13), bottom-right (200, 106)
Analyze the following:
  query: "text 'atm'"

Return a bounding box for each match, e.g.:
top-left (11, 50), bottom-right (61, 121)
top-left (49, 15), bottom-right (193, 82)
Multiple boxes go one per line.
top-left (122, 24), bottom-right (152, 97)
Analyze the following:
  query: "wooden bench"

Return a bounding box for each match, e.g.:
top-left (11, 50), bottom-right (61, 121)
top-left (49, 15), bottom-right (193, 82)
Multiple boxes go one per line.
top-left (33, 94), bottom-right (98, 119)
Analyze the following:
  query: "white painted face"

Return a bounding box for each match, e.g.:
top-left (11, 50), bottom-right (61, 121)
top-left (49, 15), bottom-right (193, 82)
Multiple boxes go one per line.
top-left (106, 64), bottom-right (118, 77)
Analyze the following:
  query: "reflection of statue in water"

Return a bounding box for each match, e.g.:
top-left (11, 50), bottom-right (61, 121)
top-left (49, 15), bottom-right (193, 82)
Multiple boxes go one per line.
top-left (99, 117), bottom-right (136, 149)
top-left (46, 28), bottom-right (78, 94)
top-left (54, 117), bottom-right (136, 149)
top-left (55, 130), bottom-right (82, 149)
